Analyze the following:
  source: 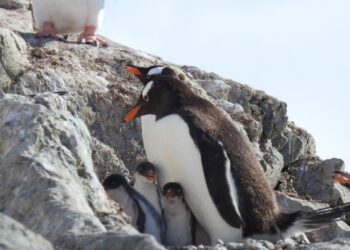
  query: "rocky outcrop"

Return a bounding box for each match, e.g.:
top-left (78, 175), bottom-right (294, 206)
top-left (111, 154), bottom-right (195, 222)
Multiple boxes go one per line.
top-left (0, 93), bottom-right (164, 250)
top-left (0, 213), bottom-right (54, 250)
top-left (0, 1), bottom-right (349, 249)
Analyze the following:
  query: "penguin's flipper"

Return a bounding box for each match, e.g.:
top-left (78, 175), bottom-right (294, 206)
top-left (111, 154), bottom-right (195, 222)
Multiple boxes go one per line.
top-left (192, 130), bottom-right (242, 228)
top-left (126, 186), bottom-right (145, 233)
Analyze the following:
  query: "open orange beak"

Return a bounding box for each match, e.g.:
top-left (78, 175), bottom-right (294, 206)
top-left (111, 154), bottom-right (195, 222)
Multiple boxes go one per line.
top-left (123, 104), bottom-right (141, 123)
top-left (126, 66), bottom-right (145, 77)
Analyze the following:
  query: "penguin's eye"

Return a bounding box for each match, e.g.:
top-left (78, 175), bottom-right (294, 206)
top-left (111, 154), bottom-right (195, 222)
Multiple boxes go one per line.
top-left (146, 74), bottom-right (151, 79)
top-left (143, 94), bottom-right (150, 102)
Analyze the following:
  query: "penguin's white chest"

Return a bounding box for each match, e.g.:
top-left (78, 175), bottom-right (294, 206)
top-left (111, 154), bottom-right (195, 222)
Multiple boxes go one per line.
top-left (32, 0), bottom-right (104, 33)
top-left (141, 114), bottom-right (241, 243)
top-left (164, 204), bottom-right (192, 246)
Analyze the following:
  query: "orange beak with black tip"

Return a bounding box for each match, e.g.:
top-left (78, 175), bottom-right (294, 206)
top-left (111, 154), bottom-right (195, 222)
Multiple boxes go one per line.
top-left (126, 65), bottom-right (145, 77)
top-left (123, 103), bottom-right (142, 123)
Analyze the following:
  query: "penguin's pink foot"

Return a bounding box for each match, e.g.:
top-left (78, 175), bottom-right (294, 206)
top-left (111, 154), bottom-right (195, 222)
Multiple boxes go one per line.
top-left (35, 22), bottom-right (62, 40)
top-left (78, 25), bottom-right (107, 47)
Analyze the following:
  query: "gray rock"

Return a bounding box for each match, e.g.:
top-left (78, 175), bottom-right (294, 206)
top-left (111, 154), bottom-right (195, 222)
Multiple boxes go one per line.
top-left (196, 79), bottom-right (232, 100)
top-left (0, 7), bottom-right (33, 32)
top-left (91, 137), bottom-right (130, 181)
top-left (227, 238), bottom-right (275, 250)
top-left (226, 81), bottom-right (288, 145)
top-left (295, 237), bottom-right (350, 250)
top-left (0, 28), bottom-right (29, 89)
top-left (273, 122), bottom-right (316, 166)
top-left (276, 192), bottom-right (327, 213)
top-left (214, 99), bottom-right (244, 114)
top-left (0, 93), bottom-right (164, 249)
top-left (0, 213), bottom-right (54, 250)
top-left (280, 157), bottom-right (349, 204)
top-left (260, 143), bottom-right (284, 188)
top-left (307, 221), bottom-right (350, 243)
top-left (0, 0), bottom-right (29, 9)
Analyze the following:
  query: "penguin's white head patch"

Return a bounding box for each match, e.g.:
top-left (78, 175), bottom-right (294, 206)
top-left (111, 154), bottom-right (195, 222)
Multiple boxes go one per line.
top-left (147, 66), bottom-right (165, 77)
top-left (142, 80), bottom-right (154, 101)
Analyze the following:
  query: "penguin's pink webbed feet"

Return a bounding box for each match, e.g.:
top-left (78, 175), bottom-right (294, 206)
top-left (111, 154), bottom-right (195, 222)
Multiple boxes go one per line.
top-left (78, 25), bottom-right (107, 47)
top-left (35, 22), bottom-right (61, 40)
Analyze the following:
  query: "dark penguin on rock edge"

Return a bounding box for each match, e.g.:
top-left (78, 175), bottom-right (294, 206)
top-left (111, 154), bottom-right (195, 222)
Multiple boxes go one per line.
top-left (123, 65), bottom-right (350, 244)
top-left (103, 174), bottom-right (163, 243)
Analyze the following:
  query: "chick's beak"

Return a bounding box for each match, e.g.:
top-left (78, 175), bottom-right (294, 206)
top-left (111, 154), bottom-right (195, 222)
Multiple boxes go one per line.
top-left (144, 173), bottom-right (155, 181)
top-left (165, 191), bottom-right (175, 198)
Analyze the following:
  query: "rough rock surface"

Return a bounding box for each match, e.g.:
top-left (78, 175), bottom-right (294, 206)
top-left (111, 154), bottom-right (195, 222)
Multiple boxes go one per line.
top-left (0, 213), bottom-right (54, 250)
top-left (0, 1), bottom-right (350, 249)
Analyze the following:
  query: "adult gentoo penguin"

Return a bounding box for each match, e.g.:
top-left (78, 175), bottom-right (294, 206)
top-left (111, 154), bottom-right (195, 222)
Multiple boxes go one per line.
top-left (103, 174), bottom-right (163, 243)
top-left (32, 0), bottom-right (106, 46)
top-left (126, 65), bottom-right (186, 185)
top-left (132, 161), bottom-right (162, 214)
top-left (124, 65), bottom-right (350, 244)
top-left (162, 182), bottom-right (193, 246)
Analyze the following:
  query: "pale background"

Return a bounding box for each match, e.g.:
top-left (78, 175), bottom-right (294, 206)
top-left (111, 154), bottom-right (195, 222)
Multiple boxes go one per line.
top-left (101, 0), bottom-right (350, 170)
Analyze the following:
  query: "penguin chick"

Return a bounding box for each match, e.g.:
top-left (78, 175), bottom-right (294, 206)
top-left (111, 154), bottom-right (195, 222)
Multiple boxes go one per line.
top-left (162, 182), bottom-right (193, 246)
top-left (334, 170), bottom-right (350, 189)
top-left (103, 174), bottom-right (163, 243)
top-left (32, 0), bottom-right (106, 46)
top-left (133, 161), bottom-right (162, 215)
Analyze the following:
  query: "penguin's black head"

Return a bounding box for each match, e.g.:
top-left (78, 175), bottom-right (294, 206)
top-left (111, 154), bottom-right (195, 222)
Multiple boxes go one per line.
top-left (126, 64), bottom-right (185, 84)
top-left (124, 75), bottom-right (191, 122)
top-left (136, 161), bottom-right (156, 181)
top-left (162, 182), bottom-right (183, 198)
top-left (103, 174), bottom-right (128, 190)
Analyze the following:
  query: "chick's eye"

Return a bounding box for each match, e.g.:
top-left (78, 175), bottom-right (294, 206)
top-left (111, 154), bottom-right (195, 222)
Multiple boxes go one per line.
top-left (143, 95), bottom-right (149, 102)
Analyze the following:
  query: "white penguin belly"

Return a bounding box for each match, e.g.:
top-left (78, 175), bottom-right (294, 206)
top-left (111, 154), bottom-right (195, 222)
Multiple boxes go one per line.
top-left (33, 0), bottom-right (104, 33)
top-left (142, 114), bottom-right (241, 244)
top-left (142, 115), bottom-right (173, 185)
top-left (164, 207), bottom-right (192, 246)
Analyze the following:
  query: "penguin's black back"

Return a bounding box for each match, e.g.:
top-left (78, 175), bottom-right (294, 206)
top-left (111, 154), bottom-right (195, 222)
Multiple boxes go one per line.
top-left (151, 76), bottom-right (280, 235)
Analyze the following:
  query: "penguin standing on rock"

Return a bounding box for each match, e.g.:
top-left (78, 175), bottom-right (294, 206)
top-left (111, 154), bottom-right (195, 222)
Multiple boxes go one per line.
top-left (103, 174), bottom-right (163, 243)
top-left (124, 65), bottom-right (350, 244)
top-left (32, 0), bottom-right (106, 46)
top-left (132, 161), bottom-right (163, 215)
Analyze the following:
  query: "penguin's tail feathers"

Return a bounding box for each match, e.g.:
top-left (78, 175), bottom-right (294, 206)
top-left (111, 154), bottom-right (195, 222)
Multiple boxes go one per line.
top-left (277, 202), bottom-right (350, 238)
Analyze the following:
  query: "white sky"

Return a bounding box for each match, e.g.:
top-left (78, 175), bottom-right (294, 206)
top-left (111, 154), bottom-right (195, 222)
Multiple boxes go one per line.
top-left (101, 0), bottom-right (350, 170)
